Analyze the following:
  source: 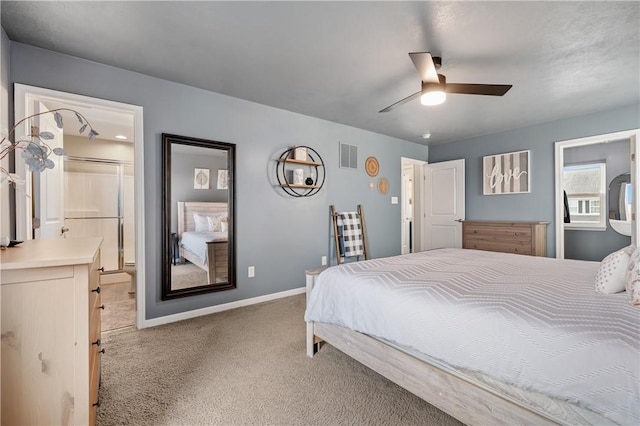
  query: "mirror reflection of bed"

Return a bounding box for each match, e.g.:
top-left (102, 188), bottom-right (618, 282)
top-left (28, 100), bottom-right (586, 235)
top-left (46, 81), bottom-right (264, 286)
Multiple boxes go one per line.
top-left (172, 201), bottom-right (228, 290)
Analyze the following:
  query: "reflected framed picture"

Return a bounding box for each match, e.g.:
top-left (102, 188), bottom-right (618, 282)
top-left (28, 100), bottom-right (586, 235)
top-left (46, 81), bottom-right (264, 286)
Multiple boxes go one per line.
top-left (194, 168), bottom-right (210, 189)
top-left (217, 169), bottom-right (229, 189)
top-left (483, 150), bottom-right (530, 195)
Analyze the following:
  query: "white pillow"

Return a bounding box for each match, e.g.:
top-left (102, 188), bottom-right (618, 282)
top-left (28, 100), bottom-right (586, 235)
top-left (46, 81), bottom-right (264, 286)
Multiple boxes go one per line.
top-left (595, 248), bottom-right (631, 294)
top-left (193, 213), bottom-right (211, 233)
top-left (626, 246), bottom-right (640, 306)
top-left (207, 212), bottom-right (228, 232)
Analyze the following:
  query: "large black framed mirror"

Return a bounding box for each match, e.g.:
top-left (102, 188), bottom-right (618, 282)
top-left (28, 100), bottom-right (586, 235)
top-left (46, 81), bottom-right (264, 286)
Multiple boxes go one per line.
top-left (162, 133), bottom-right (236, 300)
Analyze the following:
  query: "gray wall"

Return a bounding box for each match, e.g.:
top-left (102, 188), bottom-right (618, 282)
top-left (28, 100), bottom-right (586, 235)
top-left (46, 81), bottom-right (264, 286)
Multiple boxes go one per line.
top-left (428, 103), bottom-right (640, 258)
top-left (563, 140), bottom-right (632, 261)
top-left (9, 42), bottom-right (428, 320)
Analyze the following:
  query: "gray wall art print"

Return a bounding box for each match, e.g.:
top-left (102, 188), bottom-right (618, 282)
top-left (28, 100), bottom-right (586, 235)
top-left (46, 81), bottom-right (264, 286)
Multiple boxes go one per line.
top-left (483, 150), bottom-right (530, 195)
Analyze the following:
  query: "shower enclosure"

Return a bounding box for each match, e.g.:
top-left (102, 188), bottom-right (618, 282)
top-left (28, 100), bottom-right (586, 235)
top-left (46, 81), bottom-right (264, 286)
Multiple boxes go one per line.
top-left (64, 157), bottom-right (134, 272)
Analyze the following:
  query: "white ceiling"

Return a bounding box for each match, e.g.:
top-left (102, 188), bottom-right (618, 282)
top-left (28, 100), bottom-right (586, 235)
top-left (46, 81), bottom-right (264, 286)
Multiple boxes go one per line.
top-left (2, 1), bottom-right (638, 146)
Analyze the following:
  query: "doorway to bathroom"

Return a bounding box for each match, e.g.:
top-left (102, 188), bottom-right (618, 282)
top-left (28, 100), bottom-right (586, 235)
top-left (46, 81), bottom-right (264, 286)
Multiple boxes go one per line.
top-left (14, 84), bottom-right (145, 331)
top-left (65, 157), bottom-right (136, 330)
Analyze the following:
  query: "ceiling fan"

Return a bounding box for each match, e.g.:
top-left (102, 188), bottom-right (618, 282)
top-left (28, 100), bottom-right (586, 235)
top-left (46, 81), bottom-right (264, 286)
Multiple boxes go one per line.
top-left (379, 52), bottom-right (512, 113)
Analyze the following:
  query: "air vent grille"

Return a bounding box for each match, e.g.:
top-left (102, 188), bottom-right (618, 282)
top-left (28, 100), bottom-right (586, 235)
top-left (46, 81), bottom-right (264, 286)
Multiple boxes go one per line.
top-left (340, 142), bottom-right (357, 169)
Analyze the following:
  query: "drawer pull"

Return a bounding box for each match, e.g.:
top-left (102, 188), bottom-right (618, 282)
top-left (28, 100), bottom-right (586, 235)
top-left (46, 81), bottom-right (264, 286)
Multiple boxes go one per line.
top-left (98, 267), bottom-right (105, 272)
top-left (92, 339), bottom-right (101, 347)
top-left (93, 400), bottom-right (101, 408)
top-left (514, 248), bottom-right (519, 252)
top-left (99, 348), bottom-right (106, 355)
top-left (514, 232), bottom-right (519, 236)
top-left (473, 230), bottom-right (478, 233)
top-left (92, 286), bottom-right (101, 294)
top-left (98, 304), bottom-right (105, 310)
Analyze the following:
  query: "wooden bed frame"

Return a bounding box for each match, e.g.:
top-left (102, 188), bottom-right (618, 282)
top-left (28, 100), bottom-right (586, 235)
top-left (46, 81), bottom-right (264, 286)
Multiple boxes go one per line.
top-left (305, 269), bottom-right (558, 426)
top-left (177, 201), bottom-right (229, 283)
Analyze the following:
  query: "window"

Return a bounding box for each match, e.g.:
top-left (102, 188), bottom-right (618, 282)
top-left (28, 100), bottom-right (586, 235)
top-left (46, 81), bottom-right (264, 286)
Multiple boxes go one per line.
top-left (563, 162), bottom-right (606, 230)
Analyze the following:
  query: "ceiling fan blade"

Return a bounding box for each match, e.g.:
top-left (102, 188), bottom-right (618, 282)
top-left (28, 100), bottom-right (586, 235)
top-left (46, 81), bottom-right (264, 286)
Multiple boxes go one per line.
top-left (446, 83), bottom-right (512, 96)
top-left (379, 91), bottom-right (421, 113)
top-left (409, 52), bottom-right (439, 84)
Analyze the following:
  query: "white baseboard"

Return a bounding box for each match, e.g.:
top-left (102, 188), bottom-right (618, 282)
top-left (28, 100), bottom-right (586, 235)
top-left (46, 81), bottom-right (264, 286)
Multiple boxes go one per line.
top-left (140, 286), bottom-right (305, 329)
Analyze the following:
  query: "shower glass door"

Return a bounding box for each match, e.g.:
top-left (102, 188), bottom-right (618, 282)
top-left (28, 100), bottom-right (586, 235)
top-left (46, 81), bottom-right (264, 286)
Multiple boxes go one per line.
top-left (64, 158), bottom-right (131, 272)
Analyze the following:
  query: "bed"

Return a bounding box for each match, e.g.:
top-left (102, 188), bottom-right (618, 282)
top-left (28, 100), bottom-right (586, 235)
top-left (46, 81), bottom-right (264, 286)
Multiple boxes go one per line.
top-left (177, 201), bottom-right (228, 283)
top-left (305, 248), bottom-right (639, 425)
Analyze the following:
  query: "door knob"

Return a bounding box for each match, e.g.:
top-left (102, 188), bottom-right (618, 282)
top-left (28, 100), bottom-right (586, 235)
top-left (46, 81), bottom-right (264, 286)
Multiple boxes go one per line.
top-left (61, 226), bottom-right (69, 234)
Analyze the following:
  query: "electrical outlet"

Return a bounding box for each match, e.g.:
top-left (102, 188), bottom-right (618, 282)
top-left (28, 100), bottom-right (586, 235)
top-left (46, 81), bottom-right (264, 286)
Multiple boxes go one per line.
top-left (321, 256), bottom-right (327, 266)
top-left (248, 266), bottom-right (255, 278)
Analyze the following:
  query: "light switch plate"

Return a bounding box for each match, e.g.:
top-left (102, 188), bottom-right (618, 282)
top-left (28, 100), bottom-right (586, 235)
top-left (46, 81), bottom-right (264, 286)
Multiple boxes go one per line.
top-left (391, 197), bottom-right (398, 204)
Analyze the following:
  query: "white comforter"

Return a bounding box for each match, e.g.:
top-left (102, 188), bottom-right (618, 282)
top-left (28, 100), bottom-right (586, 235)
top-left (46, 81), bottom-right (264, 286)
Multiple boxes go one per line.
top-left (305, 248), bottom-right (640, 425)
top-left (180, 231), bottom-right (227, 264)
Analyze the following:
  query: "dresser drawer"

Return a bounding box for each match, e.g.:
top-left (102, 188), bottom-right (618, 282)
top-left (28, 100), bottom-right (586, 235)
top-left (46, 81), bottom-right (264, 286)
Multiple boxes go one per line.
top-left (464, 239), bottom-right (533, 255)
top-left (464, 225), bottom-right (532, 242)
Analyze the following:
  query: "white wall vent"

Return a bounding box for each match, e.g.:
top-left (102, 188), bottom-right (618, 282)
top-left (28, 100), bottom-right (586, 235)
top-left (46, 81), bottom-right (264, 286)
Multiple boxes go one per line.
top-left (339, 142), bottom-right (357, 169)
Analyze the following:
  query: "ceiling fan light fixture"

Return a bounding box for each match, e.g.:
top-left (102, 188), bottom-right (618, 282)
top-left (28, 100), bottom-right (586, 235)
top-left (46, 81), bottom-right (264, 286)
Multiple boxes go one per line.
top-left (420, 90), bottom-right (446, 106)
top-left (420, 74), bottom-right (447, 106)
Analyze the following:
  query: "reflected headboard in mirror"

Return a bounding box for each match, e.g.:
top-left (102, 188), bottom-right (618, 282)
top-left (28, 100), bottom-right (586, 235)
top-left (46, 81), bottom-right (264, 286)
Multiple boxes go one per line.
top-left (177, 201), bottom-right (229, 285)
top-left (162, 133), bottom-right (236, 300)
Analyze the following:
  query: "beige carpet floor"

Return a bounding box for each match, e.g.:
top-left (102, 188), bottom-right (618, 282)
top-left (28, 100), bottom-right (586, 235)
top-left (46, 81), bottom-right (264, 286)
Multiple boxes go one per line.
top-left (171, 262), bottom-right (209, 290)
top-left (97, 294), bottom-right (462, 425)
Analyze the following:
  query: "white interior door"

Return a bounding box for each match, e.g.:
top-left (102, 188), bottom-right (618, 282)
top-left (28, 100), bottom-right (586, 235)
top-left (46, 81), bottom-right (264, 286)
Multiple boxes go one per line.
top-left (34, 102), bottom-right (65, 239)
top-left (423, 159), bottom-right (465, 249)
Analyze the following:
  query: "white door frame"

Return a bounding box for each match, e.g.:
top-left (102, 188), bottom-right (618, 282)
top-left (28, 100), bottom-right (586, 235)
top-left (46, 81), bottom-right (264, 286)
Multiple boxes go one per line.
top-left (554, 129), bottom-right (639, 259)
top-left (14, 84), bottom-right (147, 329)
top-left (401, 157), bottom-right (426, 253)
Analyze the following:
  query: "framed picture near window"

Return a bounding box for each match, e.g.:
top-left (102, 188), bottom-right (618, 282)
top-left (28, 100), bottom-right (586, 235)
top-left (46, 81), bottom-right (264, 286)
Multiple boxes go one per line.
top-left (483, 150), bottom-right (530, 195)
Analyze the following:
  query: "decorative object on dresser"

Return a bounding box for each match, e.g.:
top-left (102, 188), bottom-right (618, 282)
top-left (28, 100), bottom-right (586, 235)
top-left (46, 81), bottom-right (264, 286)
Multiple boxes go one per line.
top-left (275, 146), bottom-right (325, 197)
top-left (462, 220), bottom-right (548, 257)
top-left (483, 150), bottom-right (530, 195)
top-left (0, 237), bottom-right (103, 425)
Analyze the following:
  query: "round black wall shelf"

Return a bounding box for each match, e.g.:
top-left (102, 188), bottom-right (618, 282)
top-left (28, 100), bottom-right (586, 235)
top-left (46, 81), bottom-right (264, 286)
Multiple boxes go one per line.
top-left (275, 146), bottom-right (325, 197)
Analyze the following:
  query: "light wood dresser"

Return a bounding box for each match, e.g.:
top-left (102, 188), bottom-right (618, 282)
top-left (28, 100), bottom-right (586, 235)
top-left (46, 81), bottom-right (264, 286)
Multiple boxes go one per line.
top-left (0, 237), bottom-right (103, 425)
top-left (462, 221), bottom-right (548, 257)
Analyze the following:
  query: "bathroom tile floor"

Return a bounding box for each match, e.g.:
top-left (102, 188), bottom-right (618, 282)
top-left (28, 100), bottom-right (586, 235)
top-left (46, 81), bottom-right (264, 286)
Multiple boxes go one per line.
top-left (101, 280), bottom-right (135, 332)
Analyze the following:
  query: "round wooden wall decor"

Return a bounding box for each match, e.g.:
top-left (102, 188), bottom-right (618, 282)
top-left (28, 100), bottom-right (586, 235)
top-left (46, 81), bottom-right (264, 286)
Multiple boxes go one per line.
top-left (365, 156), bottom-right (380, 177)
top-left (377, 177), bottom-right (389, 194)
